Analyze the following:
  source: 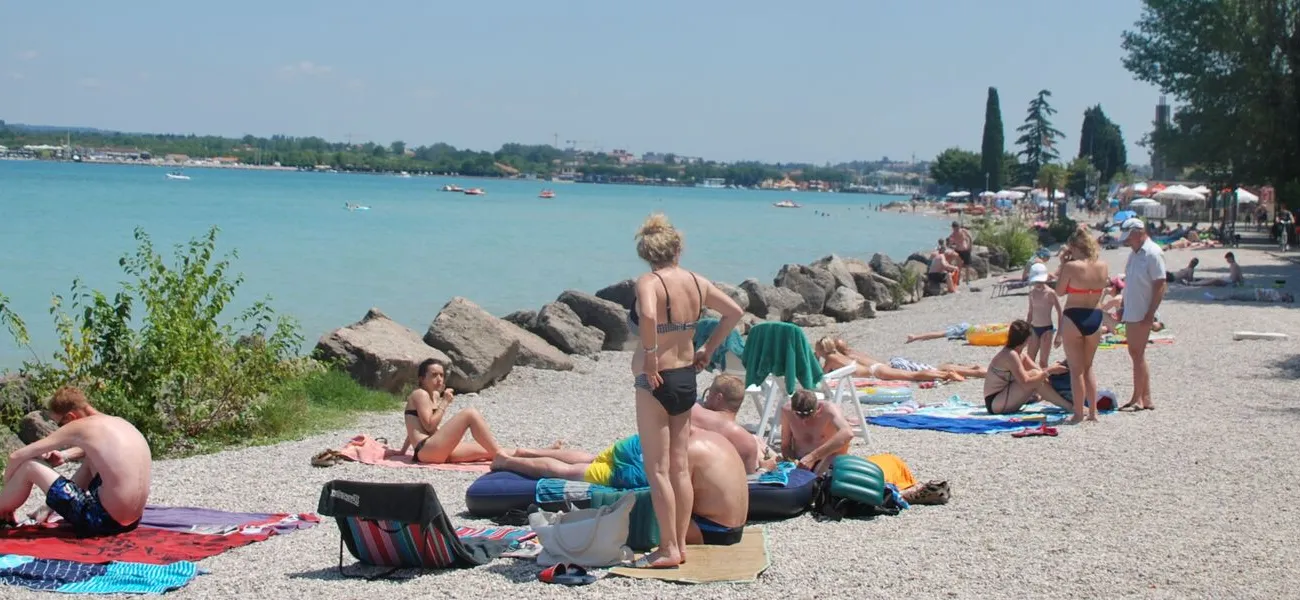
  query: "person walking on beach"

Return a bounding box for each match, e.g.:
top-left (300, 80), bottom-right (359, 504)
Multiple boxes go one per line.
top-left (0, 386), bottom-right (151, 535)
top-left (1118, 218), bottom-right (1166, 411)
top-left (628, 213), bottom-right (744, 568)
top-left (1054, 228), bottom-right (1110, 424)
top-left (948, 221), bottom-right (974, 290)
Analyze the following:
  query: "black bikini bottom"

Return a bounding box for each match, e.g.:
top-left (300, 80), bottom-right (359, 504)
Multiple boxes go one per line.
top-left (634, 366), bottom-right (697, 416)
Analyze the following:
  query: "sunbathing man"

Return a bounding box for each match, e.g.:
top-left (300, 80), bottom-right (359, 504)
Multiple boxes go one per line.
top-left (694, 374), bottom-right (779, 474)
top-left (401, 359), bottom-right (512, 463)
top-left (816, 336), bottom-right (985, 381)
top-left (780, 390), bottom-right (949, 505)
top-left (1190, 252), bottom-right (1243, 287)
top-left (0, 386), bottom-right (151, 535)
top-left (490, 429), bottom-right (748, 547)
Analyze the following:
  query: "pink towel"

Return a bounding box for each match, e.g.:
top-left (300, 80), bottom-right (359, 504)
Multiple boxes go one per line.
top-left (333, 435), bottom-right (492, 472)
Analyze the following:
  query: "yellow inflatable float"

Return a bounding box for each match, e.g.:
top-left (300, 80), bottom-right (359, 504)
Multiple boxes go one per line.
top-left (965, 323), bottom-right (1010, 346)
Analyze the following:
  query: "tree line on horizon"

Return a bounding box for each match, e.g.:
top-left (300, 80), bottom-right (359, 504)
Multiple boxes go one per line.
top-left (0, 125), bottom-right (919, 187)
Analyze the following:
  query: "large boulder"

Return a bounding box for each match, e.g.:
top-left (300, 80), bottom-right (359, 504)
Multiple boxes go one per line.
top-left (792, 313), bottom-right (836, 328)
top-left (594, 279), bottom-right (637, 311)
top-left (987, 246), bottom-right (1010, 270)
top-left (558, 290), bottom-right (632, 351)
top-left (314, 308), bottom-right (451, 394)
top-left (968, 254), bottom-right (991, 279)
top-left (740, 279), bottom-right (802, 322)
top-left (823, 287), bottom-right (875, 322)
top-left (870, 253), bottom-right (903, 281)
top-left (0, 425), bottom-right (21, 457)
top-left (499, 321), bottom-right (574, 371)
top-left (536, 302), bottom-right (604, 356)
top-left (907, 251), bottom-right (931, 266)
top-left (502, 310), bottom-right (537, 330)
top-left (424, 297), bottom-right (521, 393)
top-left (714, 282), bottom-right (749, 313)
top-left (0, 374), bottom-right (38, 416)
top-left (852, 272), bottom-right (896, 311)
top-left (774, 264), bottom-right (833, 314)
top-left (738, 313), bottom-right (763, 335)
top-left (17, 410), bottom-right (57, 445)
top-left (809, 255), bottom-right (857, 291)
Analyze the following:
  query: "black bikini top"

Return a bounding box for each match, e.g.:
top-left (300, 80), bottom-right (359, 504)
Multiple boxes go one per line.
top-left (628, 271), bottom-right (704, 334)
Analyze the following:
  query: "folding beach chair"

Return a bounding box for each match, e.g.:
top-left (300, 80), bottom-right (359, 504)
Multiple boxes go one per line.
top-left (317, 480), bottom-right (488, 580)
top-left (816, 361), bottom-right (872, 447)
top-left (738, 322), bottom-right (824, 447)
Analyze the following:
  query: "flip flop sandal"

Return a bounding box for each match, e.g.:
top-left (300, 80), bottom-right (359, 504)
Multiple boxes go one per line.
top-left (1012, 425), bottom-right (1058, 438)
top-left (1117, 400), bottom-right (1143, 412)
top-left (628, 555), bottom-right (680, 569)
top-left (311, 449), bottom-right (340, 467)
top-left (538, 563), bottom-right (598, 585)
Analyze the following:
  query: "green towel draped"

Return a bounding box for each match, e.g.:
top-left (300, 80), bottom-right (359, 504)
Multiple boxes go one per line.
top-left (693, 317), bottom-right (746, 372)
top-left (742, 322), bottom-right (823, 394)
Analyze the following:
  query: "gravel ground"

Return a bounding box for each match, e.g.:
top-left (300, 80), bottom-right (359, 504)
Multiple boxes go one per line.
top-left (8, 244), bottom-right (1300, 599)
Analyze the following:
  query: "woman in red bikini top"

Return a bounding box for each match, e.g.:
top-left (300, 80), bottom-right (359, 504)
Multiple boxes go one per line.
top-left (1053, 228), bottom-right (1110, 424)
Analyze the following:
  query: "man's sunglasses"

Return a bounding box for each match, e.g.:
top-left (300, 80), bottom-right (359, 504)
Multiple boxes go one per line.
top-left (793, 406), bottom-right (817, 418)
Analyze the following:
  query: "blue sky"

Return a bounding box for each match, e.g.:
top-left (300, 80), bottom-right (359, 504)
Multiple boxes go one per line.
top-left (0, 0), bottom-right (1158, 165)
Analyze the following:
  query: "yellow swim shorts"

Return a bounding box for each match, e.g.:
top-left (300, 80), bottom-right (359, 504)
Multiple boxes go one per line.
top-left (583, 443), bottom-right (617, 485)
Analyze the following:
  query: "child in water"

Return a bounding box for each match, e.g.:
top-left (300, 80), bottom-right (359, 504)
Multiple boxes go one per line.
top-left (1024, 263), bottom-right (1062, 367)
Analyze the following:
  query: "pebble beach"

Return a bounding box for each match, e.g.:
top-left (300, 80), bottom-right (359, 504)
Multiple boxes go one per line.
top-left (8, 243), bottom-right (1300, 599)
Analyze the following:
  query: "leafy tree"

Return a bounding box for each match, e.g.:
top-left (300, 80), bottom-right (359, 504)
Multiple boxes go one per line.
top-left (1037, 163), bottom-right (1068, 201)
top-left (980, 87), bottom-right (1005, 191)
top-left (1078, 105), bottom-right (1128, 185)
top-left (390, 140), bottom-right (406, 156)
top-left (1065, 156), bottom-right (1095, 198)
top-left (1015, 90), bottom-right (1065, 184)
top-left (1122, 0), bottom-right (1300, 194)
top-left (930, 148), bottom-right (984, 190)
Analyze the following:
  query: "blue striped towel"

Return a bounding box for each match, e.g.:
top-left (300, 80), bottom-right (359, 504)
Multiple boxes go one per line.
top-left (0, 554), bottom-right (199, 594)
top-left (535, 479), bottom-right (621, 505)
top-left (747, 461), bottom-right (797, 486)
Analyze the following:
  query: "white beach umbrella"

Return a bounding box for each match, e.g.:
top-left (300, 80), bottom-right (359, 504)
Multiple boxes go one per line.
top-left (945, 191), bottom-right (971, 198)
top-left (978, 190), bottom-right (996, 198)
top-left (1190, 185), bottom-right (1211, 195)
top-left (1154, 184), bottom-right (1205, 201)
top-left (1235, 188), bottom-right (1260, 203)
top-left (1130, 198), bottom-right (1160, 207)
top-left (1132, 182), bottom-right (1150, 192)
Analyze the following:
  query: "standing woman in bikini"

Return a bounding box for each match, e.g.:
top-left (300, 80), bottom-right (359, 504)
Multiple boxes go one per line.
top-left (630, 213), bottom-right (744, 568)
top-left (1053, 228), bottom-right (1110, 424)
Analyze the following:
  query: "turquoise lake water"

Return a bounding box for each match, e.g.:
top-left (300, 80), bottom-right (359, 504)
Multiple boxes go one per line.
top-left (0, 161), bottom-right (946, 368)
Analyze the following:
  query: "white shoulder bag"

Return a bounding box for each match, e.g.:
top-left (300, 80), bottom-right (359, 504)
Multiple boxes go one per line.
top-left (529, 493), bottom-right (635, 567)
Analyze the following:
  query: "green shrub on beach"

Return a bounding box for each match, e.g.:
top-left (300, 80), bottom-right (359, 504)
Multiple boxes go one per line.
top-left (974, 219), bottom-right (1038, 267)
top-left (0, 227), bottom-right (396, 456)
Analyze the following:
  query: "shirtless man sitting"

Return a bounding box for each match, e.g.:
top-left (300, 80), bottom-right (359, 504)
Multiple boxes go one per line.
top-left (490, 429), bottom-right (748, 546)
top-left (1190, 252), bottom-right (1243, 287)
top-left (0, 387), bottom-right (151, 536)
top-left (401, 359), bottom-right (512, 463)
top-left (693, 374), bottom-right (778, 474)
top-left (815, 336), bottom-right (984, 382)
top-left (781, 389), bottom-right (949, 505)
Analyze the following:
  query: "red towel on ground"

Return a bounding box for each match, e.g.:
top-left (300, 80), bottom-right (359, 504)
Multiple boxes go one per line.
top-left (0, 522), bottom-right (300, 565)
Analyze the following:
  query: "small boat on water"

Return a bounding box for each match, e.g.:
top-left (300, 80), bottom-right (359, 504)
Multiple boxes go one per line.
top-left (539, 189), bottom-right (556, 199)
top-left (345, 202), bottom-right (371, 211)
top-left (773, 199), bottom-right (802, 208)
top-left (165, 170), bottom-right (190, 180)
top-left (464, 188), bottom-right (486, 196)
top-left (442, 184), bottom-right (464, 192)
top-left (396, 171), bottom-right (412, 178)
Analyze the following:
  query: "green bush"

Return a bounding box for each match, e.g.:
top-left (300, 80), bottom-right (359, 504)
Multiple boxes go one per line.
top-left (3, 227), bottom-right (308, 454)
top-left (890, 267), bottom-right (920, 306)
top-left (974, 219), bottom-right (1039, 267)
top-left (1046, 217), bottom-right (1078, 245)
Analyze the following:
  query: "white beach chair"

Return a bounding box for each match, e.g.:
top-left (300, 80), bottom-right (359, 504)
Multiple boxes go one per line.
top-left (817, 361), bottom-right (871, 447)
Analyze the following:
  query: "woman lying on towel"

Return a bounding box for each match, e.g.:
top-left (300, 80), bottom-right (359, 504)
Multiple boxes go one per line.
top-left (814, 337), bottom-right (984, 382)
top-left (983, 320), bottom-right (1075, 419)
top-left (401, 359), bottom-right (512, 463)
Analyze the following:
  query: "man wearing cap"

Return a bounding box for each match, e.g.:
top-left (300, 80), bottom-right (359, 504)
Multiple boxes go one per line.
top-left (1119, 218), bottom-right (1166, 411)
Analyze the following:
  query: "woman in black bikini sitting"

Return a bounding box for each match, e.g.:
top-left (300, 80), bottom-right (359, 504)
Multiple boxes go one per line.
top-left (629, 213), bottom-right (744, 569)
top-left (1054, 228), bottom-right (1110, 424)
top-left (401, 359), bottom-right (510, 463)
top-left (983, 321), bottom-right (1072, 414)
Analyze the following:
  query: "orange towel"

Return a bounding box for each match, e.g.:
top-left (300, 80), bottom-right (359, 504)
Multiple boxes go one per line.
top-left (866, 453), bottom-right (917, 490)
top-left (334, 435), bottom-right (491, 472)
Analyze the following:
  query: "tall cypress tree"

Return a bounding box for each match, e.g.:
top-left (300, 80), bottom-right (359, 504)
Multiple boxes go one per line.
top-left (980, 87), bottom-right (1004, 191)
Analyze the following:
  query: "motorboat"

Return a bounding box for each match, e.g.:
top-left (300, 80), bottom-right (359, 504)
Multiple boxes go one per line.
top-left (165, 170), bottom-right (190, 180)
top-left (464, 188), bottom-right (486, 196)
top-left (539, 189), bottom-right (556, 199)
top-left (442, 184), bottom-right (464, 192)
top-left (773, 199), bottom-right (801, 208)
top-left (345, 202), bottom-right (371, 211)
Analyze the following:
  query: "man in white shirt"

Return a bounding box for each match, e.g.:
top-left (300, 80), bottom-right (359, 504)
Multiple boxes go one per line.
top-left (1118, 218), bottom-right (1166, 411)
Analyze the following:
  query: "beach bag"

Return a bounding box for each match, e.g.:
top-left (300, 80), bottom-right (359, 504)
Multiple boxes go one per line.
top-left (811, 455), bottom-right (900, 521)
top-left (529, 492), bottom-right (635, 567)
top-left (317, 480), bottom-right (488, 580)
